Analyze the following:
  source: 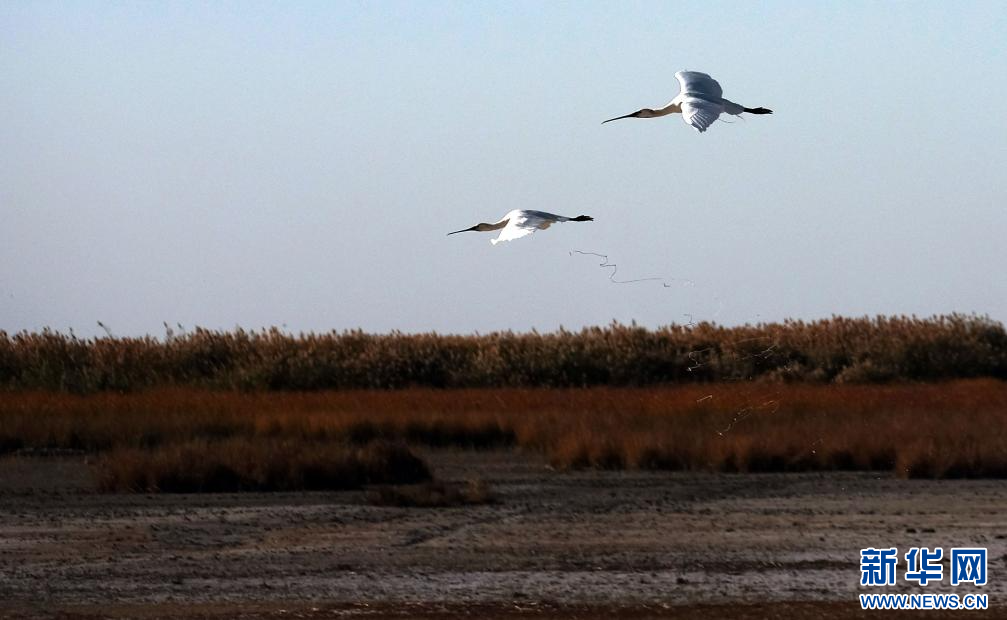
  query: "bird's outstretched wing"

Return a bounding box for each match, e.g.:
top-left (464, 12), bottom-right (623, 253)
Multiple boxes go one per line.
top-left (492, 219), bottom-right (537, 244)
top-left (680, 99), bottom-right (723, 133)
top-left (520, 210), bottom-right (564, 230)
top-left (674, 71), bottom-right (723, 100)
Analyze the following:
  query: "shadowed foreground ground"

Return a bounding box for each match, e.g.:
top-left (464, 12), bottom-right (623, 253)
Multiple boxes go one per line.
top-left (1, 451), bottom-right (1003, 619)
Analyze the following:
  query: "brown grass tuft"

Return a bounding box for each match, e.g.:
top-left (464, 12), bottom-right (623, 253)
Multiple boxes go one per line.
top-left (366, 479), bottom-right (496, 508)
top-left (94, 440), bottom-right (431, 493)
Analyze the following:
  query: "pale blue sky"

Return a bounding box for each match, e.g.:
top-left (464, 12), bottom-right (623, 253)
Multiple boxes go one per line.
top-left (2, 1), bottom-right (1005, 336)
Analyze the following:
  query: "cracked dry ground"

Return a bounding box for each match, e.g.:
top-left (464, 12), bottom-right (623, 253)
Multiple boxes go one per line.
top-left (1, 451), bottom-right (1004, 619)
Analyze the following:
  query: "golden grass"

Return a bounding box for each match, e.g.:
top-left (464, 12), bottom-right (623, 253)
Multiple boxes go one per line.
top-left (2, 315), bottom-right (1004, 391)
top-left (2, 380), bottom-right (1006, 478)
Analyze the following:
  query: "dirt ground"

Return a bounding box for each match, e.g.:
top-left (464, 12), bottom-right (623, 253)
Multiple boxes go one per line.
top-left (0, 450), bottom-right (1003, 619)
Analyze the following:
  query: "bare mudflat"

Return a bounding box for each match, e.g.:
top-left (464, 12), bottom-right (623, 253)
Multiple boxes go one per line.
top-left (1, 451), bottom-right (1003, 619)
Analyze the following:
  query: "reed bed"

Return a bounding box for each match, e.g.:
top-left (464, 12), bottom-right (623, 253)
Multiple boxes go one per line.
top-left (2, 381), bottom-right (1005, 479)
top-left (1, 315), bottom-right (1004, 392)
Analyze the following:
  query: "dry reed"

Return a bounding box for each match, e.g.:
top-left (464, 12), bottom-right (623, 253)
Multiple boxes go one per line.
top-left (1, 315), bottom-right (1003, 392)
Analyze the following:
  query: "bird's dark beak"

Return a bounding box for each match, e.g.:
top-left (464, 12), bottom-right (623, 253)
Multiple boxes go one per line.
top-left (602, 110), bottom-right (641, 124)
top-left (447, 225), bottom-right (478, 236)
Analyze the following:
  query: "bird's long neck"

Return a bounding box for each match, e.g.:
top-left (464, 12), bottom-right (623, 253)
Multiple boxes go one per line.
top-left (475, 220), bottom-right (508, 232)
top-left (650, 101), bottom-right (682, 117)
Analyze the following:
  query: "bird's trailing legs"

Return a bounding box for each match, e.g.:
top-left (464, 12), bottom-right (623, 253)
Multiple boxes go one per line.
top-left (743, 107), bottom-right (773, 114)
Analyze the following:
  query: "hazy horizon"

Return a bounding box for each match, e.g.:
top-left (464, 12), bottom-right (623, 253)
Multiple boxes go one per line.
top-left (3, 1), bottom-right (1005, 338)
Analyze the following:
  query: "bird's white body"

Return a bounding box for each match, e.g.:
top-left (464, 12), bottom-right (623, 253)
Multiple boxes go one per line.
top-left (604, 71), bottom-right (772, 133)
top-left (668, 71), bottom-right (742, 133)
top-left (491, 210), bottom-right (567, 245)
top-left (448, 209), bottom-right (593, 245)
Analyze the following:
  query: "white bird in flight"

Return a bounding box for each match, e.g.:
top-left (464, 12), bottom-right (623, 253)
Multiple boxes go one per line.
top-left (603, 71), bottom-right (772, 133)
top-left (448, 209), bottom-right (594, 245)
